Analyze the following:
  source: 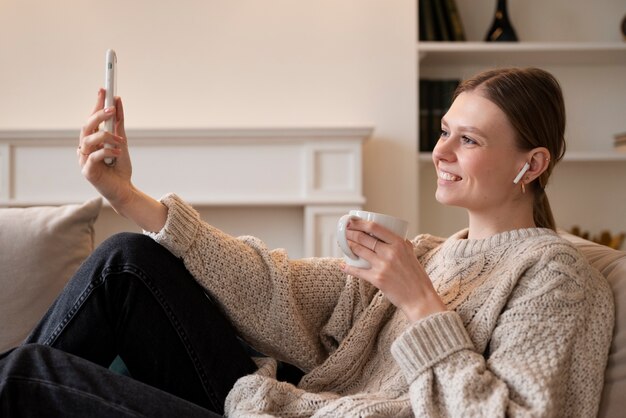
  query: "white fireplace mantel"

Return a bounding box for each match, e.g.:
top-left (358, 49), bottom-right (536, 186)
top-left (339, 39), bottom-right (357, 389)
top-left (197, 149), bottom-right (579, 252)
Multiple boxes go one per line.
top-left (0, 127), bottom-right (372, 258)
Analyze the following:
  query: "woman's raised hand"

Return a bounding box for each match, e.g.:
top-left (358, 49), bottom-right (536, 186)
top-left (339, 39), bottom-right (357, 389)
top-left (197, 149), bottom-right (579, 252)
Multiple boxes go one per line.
top-left (78, 89), bottom-right (168, 233)
top-left (78, 88), bottom-right (133, 213)
top-left (340, 219), bottom-right (447, 323)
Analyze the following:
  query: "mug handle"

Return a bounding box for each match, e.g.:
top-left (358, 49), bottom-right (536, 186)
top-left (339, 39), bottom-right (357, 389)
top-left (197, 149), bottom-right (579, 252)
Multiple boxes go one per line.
top-left (336, 214), bottom-right (359, 260)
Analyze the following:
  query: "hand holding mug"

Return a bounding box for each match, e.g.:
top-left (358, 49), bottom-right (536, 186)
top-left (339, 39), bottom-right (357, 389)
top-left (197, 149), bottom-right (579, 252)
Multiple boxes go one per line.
top-left (336, 210), bottom-right (446, 322)
top-left (336, 210), bottom-right (409, 269)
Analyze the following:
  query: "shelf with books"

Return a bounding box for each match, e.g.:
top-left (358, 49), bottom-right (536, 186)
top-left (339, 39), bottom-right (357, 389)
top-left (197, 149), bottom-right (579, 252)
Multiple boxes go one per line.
top-left (418, 42), bottom-right (626, 66)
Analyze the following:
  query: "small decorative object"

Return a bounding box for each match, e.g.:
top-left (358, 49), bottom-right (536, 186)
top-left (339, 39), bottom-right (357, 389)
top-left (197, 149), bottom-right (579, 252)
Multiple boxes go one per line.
top-left (484, 0), bottom-right (518, 42)
top-left (570, 226), bottom-right (625, 250)
top-left (614, 132), bottom-right (626, 153)
top-left (622, 14), bottom-right (626, 40)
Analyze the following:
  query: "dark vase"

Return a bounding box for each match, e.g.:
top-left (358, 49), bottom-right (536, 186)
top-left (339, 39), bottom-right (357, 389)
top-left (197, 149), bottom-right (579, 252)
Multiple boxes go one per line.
top-left (484, 0), bottom-right (518, 42)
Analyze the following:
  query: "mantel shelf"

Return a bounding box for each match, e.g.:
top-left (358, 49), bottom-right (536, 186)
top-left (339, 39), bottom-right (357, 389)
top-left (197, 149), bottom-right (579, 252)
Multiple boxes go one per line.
top-left (2, 195), bottom-right (367, 208)
top-left (0, 127), bottom-right (374, 145)
top-left (418, 42), bottom-right (626, 66)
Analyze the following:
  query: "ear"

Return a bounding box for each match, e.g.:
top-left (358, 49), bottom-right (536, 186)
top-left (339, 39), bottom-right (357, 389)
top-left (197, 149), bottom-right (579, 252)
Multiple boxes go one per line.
top-left (524, 147), bottom-right (551, 183)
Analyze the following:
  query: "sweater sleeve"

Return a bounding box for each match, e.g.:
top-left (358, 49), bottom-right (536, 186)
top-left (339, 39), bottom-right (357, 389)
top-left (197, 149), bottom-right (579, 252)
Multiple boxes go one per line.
top-left (391, 245), bottom-right (614, 417)
top-left (144, 194), bottom-right (370, 371)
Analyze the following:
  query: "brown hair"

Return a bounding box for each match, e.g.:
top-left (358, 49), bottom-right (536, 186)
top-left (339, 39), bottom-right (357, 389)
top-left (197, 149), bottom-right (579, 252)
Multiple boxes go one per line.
top-left (453, 67), bottom-right (566, 230)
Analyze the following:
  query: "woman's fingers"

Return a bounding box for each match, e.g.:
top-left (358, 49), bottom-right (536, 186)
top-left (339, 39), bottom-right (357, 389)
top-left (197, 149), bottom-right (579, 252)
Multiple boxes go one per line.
top-left (91, 88), bottom-right (105, 114)
top-left (79, 130), bottom-right (123, 157)
top-left (80, 148), bottom-right (121, 188)
top-left (77, 91), bottom-right (130, 174)
top-left (80, 89), bottom-right (106, 139)
top-left (83, 146), bottom-right (122, 165)
top-left (82, 129), bottom-right (124, 148)
top-left (345, 228), bottom-right (380, 253)
top-left (114, 96), bottom-right (126, 138)
top-left (80, 106), bottom-right (115, 141)
top-left (345, 218), bottom-right (402, 250)
top-left (79, 104), bottom-right (117, 155)
top-left (350, 218), bottom-right (401, 244)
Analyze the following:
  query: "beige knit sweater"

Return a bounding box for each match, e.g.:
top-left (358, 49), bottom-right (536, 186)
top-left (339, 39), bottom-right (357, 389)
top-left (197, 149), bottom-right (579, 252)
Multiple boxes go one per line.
top-left (146, 194), bottom-right (614, 417)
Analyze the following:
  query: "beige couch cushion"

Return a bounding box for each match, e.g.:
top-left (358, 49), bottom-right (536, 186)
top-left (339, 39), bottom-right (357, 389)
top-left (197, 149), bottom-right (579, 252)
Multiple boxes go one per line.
top-left (0, 198), bottom-right (102, 353)
top-left (563, 233), bottom-right (626, 418)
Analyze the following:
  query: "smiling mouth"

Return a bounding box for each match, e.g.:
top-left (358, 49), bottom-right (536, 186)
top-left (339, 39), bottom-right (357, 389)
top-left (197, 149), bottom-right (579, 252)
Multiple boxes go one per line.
top-left (438, 170), bottom-right (462, 181)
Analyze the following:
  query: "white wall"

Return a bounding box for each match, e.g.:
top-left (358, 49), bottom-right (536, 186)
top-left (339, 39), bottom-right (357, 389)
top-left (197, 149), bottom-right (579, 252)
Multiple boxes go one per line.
top-left (0, 0), bottom-right (418, 244)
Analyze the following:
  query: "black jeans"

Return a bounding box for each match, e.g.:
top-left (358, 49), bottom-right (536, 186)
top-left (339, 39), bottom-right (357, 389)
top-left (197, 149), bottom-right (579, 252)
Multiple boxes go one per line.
top-left (0, 232), bottom-right (258, 417)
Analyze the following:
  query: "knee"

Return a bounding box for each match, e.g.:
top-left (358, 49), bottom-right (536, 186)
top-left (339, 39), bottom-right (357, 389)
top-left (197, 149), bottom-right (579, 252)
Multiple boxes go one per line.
top-left (0, 344), bottom-right (53, 374)
top-left (73, 233), bottom-right (169, 282)
top-left (94, 233), bottom-right (167, 264)
top-left (99, 232), bottom-right (155, 254)
top-left (0, 344), bottom-right (59, 414)
top-left (89, 232), bottom-right (184, 281)
top-left (12, 343), bottom-right (50, 358)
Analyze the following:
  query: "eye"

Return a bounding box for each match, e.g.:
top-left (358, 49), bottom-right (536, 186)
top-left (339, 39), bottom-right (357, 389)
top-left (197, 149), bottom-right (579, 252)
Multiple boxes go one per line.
top-left (461, 136), bottom-right (477, 145)
top-left (439, 129), bottom-right (449, 139)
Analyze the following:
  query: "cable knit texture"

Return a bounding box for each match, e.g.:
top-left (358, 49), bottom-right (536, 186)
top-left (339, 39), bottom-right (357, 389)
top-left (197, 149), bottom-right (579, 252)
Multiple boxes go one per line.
top-left (145, 194), bottom-right (614, 417)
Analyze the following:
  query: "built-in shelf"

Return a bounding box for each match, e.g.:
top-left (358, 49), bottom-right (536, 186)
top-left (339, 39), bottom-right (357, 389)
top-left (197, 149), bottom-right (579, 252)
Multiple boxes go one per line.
top-left (418, 151), bottom-right (626, 163)
top-left (559, 151), bottom-right (626, 162)
top-left (418, 42), bottom-right (626, 66)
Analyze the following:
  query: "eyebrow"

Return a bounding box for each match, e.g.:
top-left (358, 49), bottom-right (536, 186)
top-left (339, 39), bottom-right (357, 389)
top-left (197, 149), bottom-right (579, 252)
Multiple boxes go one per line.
top-left (441, 117), bottom-right (487, 138)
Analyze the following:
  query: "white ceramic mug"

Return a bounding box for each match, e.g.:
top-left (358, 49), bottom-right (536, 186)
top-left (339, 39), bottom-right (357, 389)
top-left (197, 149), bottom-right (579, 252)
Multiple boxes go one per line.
top-left (336, 210), bottom-right (409, 268)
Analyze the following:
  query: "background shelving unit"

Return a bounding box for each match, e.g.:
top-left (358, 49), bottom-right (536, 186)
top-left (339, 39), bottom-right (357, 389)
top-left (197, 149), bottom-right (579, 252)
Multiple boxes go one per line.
top-left (419, 42), bottom-right (626, 65)
top-left (416, 0), bottom-right (626, 244)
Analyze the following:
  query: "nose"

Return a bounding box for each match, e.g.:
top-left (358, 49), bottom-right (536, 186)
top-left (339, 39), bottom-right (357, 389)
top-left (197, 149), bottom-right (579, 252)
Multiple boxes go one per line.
top-left (432, 135), bottom-right (456, 164)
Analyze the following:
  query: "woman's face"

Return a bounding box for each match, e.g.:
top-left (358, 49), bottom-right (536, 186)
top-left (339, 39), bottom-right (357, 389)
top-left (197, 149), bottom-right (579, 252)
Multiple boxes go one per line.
top-left (432, 90), bottom-right (529, 213)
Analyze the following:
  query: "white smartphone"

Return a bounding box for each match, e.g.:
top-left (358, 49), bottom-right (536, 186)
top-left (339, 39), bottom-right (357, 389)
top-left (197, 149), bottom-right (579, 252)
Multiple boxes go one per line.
top-left (103, 49), bottom-right (117, 165)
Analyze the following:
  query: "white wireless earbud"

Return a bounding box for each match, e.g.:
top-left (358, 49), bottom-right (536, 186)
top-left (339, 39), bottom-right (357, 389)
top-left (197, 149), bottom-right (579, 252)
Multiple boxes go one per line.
top-left (513, 162), bottom-right (530, 184)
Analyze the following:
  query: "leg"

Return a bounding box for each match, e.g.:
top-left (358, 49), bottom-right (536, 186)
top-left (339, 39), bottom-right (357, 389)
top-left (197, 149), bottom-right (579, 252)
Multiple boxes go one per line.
top-left (0, 344), bottom-right (220, 418)
top-left (24, 233), bottom-right (257, 414)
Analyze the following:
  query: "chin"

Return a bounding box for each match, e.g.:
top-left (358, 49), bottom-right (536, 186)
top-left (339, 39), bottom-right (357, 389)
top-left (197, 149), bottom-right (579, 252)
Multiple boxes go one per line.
top-left (435, 189), bottom-right (456, 206)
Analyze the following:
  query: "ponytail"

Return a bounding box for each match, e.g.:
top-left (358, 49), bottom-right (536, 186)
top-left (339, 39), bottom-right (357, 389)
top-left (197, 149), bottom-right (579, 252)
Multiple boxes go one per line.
top-left (533, 190), bottom-right (556, 230)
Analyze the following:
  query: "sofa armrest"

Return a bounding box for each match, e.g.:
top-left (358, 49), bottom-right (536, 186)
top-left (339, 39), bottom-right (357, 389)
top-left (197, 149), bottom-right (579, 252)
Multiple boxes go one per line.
top-left (561, 231), bottom-right (626, 418)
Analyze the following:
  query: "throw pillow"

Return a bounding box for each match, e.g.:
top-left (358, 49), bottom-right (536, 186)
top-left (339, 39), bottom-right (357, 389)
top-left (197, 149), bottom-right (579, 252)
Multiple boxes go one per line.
top-left (0, 197), bottom-right (102, 353)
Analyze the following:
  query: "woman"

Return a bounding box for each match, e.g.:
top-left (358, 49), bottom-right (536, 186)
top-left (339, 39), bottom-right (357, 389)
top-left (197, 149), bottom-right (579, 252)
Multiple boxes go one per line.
top-left (0, 67), bottom-right (614, 417)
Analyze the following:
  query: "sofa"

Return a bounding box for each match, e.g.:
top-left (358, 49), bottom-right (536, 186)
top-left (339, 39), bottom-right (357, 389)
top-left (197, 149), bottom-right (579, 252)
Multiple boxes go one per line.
top-left (0, 199), bottom-right (624, 417)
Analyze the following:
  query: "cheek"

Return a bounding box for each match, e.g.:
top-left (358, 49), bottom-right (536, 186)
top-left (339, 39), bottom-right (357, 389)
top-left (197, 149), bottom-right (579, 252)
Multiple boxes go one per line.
top-left (467, 162), bottom-right (508, 192)
top-left (483, 167), bottom-right (498, 183)
top-left (465, 160), bottom-right (491, 183)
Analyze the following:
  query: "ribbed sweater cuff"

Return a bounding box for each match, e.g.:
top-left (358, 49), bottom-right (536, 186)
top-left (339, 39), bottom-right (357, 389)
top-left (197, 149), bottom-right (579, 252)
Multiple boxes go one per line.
top-left (144, 193), bottom-right (200, 258)
top-left (391, 311), bottom-right (475, 383)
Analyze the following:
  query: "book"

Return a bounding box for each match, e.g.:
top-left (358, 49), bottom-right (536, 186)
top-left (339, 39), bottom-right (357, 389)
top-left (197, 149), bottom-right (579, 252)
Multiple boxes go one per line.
top-left (419, 0), bottom-right (427, 41)
top-left (432, 0), bottom-right (451, 41)
top-left (429, 80), bottom-right (443, 150)
top-left (419, 79), bottom-right (460, 152)
top-left (419, 80), bottom-right (431, 151)
top-left (420, 0), bottom-right (437, 41)
top-left (443, 0), bottom-right (466, 41)
top-left (419, 0), bottom-right (466, 42)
